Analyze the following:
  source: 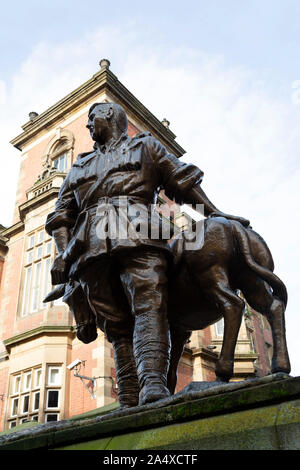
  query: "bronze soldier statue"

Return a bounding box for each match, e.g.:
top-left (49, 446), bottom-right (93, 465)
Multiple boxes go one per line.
top-left (45, 102), bottom-right (250, 407)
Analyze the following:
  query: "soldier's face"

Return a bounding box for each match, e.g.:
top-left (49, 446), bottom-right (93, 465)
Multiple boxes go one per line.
top-left (87, 107), bottom-right (109, 143)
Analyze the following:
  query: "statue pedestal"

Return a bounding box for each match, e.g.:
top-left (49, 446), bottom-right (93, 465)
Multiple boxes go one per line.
top-left (1, 373), bottom-right (300, 450)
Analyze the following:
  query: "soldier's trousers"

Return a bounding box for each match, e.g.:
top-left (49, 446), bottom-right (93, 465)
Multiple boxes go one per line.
top-left (78, 248), bottom-right (170, 405)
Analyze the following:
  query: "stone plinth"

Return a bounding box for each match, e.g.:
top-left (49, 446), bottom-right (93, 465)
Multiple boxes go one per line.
top-left (1, 373), bottom-right (299, 450)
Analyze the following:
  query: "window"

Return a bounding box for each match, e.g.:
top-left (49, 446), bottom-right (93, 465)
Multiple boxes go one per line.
top-left (43, 130), bottom-right (74, 176)
top-left (7, 365), bottom-right (62, 429)
top-left (27, 251), bottom-right (33, 264)
top-left (21, 229), bottom-right (53, 316)
top-left (23, 372), bottom-right (31, 391)
top-left (45, 366), bottom-right (61, 411)
top-left (31, 262), bottom-right (41, 312)
top-left (8, 368), bottom-right (40, 426)
top-left (22, 394), bottom-right (30, 414)
top-left (38, 230), bottom-right (44, 244)
top-left (45, 241), bottom-right (52, 256)
top-left (22, 266), bottom-right (32, 316)
top-left (48, 367), bottom-right (61, 386)
top-left (53, 153), bottom-right (67, 173)
top-left (29, 235), bottom-right (35, 249)
top-left (215, 318), bottom-right (224, 336)
top-left (11, 398), bottom-right (19, 417)
top-left (45, 413), bottom-right (59, 422)
top-left (13, 376), bottom-right (21, 395)
top-left (32, 391), bottom-right (40, 411)
top-left (35, 369), bottom-right (42, 388)
top-left (36, 246), bottom-right (43, 260)
top-left (46, 390), bottom-right (60, 409)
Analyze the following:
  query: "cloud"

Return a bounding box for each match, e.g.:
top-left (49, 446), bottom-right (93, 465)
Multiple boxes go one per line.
top-left (1, 25), bottom-right (300, 374)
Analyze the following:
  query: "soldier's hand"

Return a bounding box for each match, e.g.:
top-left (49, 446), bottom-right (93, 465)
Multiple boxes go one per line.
top-left (51, 255), bottom-right (69, 285)
top-left (209, 211), bottom-right (250, 228)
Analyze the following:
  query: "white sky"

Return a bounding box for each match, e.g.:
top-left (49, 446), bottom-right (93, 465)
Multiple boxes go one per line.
top-left (0, 0), bottom-right (300, 376)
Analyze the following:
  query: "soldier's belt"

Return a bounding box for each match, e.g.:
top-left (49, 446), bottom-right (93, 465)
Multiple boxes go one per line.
top-left (79, 196), bottom-right (150, 213)
top-left (63, 196), bottom-right (153, 264)
top-left (96, 195), bottom-right (148, 208)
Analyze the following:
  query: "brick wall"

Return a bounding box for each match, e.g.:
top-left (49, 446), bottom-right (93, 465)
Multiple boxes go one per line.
top-left (66, 339), bottom-right (98, 417)
top-left (0, 367), bottom-right (9, 426)
top-left (0, 236), bottom-right (24, 341)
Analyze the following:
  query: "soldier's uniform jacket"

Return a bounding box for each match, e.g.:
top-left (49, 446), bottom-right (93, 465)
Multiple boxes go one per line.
top-left (45, 132), bottom-right (203, 278)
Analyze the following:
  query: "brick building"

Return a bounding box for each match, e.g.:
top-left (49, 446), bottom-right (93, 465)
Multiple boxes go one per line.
top-left (0, 60), bottom-right (272, 431)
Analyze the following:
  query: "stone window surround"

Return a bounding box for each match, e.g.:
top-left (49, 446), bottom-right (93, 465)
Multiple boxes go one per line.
top-left (6, 364), bottom-right (62, 429)
top-left (42, 127), bottom-right (74, 172)
top-left (19, 227), bottom-right (53, 318)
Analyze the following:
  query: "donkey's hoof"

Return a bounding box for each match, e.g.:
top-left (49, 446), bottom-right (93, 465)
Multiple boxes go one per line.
top-left (271, 361), bottom-right (291, 376)
top-left (215, 359), bottom-right (233, 382)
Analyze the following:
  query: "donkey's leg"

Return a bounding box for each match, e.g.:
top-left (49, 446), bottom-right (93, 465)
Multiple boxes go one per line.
top-left (266, 298), bottom-right (291, 374)
top-left (167, 326), bottom-right (192, 394)
top-left (242, 277), bottom-right (291, 375)
top-left (214, 283), bottom-right (245, 382)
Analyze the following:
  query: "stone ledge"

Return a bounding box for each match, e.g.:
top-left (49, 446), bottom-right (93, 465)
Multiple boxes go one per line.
top-left (19, 186), bottom-right (61, 221)
top-left (3, 325), bottom-right (75, 351)
top-left (1, 221), bottom-right (24, 239)
top-left (1, 373), bottom-right (299, 450)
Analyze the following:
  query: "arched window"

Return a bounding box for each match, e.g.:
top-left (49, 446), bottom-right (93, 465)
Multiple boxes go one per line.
top-left (42, 128), bottom-right (74, 173)
top-left (53, 151), bottom-right (68, 173)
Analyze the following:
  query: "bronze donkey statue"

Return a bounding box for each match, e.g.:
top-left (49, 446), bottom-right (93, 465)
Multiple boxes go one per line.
top-left (167, 216), bottom-right (290, 392)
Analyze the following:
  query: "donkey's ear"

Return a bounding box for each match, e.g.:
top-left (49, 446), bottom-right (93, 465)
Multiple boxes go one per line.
top-left (43, 284), bottom-right (65, 302)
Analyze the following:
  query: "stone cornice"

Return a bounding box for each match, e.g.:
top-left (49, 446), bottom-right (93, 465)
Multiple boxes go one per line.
top-left (0, 235), bottom-right (8, 251)
top-left (3, 325), bottom-right (75, 351)
top-left (190, 346), bottom-right (219, 361)
top-left (1, 221), bottom-right (24, 239)
top-left (10, 68), bottom-right (185, 157)
top-left (233, 353), bottom-right (259, 361)
top-left (19, 186), bottom-right (61, 222)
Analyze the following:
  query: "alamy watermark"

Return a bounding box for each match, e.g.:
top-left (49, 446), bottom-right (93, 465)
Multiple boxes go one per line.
top-left (94, 197), bottom-right (205, 251)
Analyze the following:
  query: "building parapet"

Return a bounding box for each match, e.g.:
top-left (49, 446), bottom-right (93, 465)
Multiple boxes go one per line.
top-left (18, 172), bottom-right (65, 222)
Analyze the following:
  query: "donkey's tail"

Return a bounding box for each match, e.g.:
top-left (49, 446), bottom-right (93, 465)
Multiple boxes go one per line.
top-left (230, 220), bottom-right (288, 307)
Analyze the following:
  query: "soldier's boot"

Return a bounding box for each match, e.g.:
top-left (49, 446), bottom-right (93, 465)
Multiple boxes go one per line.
top-left (133, 312), bottom-right (171, 406)
top-left (112, 337), bottom-right (140, 408)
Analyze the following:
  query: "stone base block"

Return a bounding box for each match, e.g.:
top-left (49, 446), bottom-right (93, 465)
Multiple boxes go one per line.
top-left (1, 373), bottom-right (300, 450)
